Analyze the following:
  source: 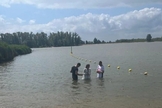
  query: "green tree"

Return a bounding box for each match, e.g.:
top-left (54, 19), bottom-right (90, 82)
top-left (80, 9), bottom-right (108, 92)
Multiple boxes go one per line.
top-left (102, 40), bottom-right (106, 43)
top-left (93, 38), bottom-right (98, 44)
top-left (146, 34), bottom-right (152, 42)
top-left (0, 31), bottom-right (84, 48)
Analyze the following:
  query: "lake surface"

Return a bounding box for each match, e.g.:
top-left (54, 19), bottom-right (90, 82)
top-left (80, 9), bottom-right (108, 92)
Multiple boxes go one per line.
top-left (0, 42), bottom-right (162, 108)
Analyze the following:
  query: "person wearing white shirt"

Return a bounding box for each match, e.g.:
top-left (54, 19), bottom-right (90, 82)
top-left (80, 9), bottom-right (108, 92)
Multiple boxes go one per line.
top-left (96, 61), bottom-right (104, 78)
top-left (82, 64), bottom-right (91, 80)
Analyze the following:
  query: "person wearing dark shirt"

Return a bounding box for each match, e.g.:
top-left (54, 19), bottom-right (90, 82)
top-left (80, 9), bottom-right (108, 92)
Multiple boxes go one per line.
top-left (70, 63), bottom-right (83, 80)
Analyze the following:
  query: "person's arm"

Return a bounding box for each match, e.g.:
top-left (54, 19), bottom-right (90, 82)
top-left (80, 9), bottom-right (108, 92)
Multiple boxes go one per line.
top-left (89, 69), bottom-right (91, 75)
top-left (96, 69), bottom-right (100, 73)
top-left (96, 65), bottom-right (99, 73)
top-left (83, 68), bottom-right (86, 75)
top-left (70, 67), bottom-right (73, 73)
top-left (75, 70), bottom-right (83, 76)
top-left (102, 66), bottom-right (104, 73)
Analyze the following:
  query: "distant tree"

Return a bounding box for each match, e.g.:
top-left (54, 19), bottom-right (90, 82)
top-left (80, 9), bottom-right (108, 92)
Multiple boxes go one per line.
top-left (85, 40), bottom-right (88, 44)
top-left (146, 34), bottom-right (152, 42)
top-left (97, 40), bottom-right (101, 43)
top-left (93, 38), bottom-right (98, 44)
top-left (102, 40), bottom-right (105, 43)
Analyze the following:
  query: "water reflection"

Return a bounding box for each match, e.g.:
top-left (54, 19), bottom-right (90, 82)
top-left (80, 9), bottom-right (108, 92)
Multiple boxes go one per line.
top-left (83, 79), bottom-right (92, 93)
top-left (96, 78), bottom-right (105, 88)
top-left (70, 81), bottom-right (81, 96)
top-left (0, 62), bottom-right (12, 90)
top-left (70, 79), bottom-right (93, 96)
top-left (71, 81), bottom-right (79, 89)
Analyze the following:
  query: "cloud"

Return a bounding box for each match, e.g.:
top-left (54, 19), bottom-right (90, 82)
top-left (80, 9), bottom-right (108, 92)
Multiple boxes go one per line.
top-left (0, 15), bottom-right (11, 27)
top-left (16, 17), bottom-right (25, 23)
top-left (29, 20), bottom-right (35, 24)
top-left (0, 15), bottom-right (5, 22)
top-left (0, 7), bottom-right (162, 41)
top-left (0, 1), bottom-right (10, 7)
top-left (0, 0), bottom-right (162, 9)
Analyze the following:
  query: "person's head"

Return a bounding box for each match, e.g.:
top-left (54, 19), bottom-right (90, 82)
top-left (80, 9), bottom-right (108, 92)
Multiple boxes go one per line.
top-left (76, 63), bottom-right (81, 67)
top-left (99, 61), bottom-right (102, 66)
top-left (85, 64), bottom-right (90, 69)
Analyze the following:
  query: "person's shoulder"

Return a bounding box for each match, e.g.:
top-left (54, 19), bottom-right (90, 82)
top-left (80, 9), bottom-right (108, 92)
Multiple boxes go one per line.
top-left (83, 68), bottom-right (87, 71)
top-left (75, 66), bottom-right (78, 70)
top-left (72, 66), bottom-right (77, 69)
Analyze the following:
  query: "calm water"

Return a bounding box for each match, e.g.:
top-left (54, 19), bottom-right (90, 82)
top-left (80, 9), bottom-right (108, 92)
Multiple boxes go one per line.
top-left (0, 42), bottom-right (162, 108)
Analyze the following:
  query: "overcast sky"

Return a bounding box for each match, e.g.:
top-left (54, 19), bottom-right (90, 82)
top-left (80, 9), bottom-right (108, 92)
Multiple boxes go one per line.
top-left (0, 0), bottom-right (162, 41)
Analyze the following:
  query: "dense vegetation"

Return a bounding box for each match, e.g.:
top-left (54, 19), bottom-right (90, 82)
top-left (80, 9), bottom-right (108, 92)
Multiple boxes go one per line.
top-left (0, 31), bottom-right (84, 48)
top-left (0, 41), bottom-right (31, 63)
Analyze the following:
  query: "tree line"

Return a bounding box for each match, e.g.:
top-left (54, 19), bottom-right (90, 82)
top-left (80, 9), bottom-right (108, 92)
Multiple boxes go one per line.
top-left (1, 32), bottom-right (162, 48)
top-left (85, 34), bottom-right (162, 44)
top-left (0, 31), bottom-right (85, 48)
top-left (115, 34), bottom-right (162, 43)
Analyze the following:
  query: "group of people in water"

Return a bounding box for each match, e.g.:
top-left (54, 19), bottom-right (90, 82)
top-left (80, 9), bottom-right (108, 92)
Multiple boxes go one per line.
top-left (70, 61), bottom-right (104, 81)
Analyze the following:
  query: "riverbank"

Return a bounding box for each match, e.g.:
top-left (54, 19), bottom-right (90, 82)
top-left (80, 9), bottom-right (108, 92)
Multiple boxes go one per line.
top-left (0, 41), bottom-right (32, 64)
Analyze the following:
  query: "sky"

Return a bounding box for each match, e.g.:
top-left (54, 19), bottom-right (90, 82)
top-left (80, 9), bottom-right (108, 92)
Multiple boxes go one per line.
top-left (0, 0), bottom-right (162, 41)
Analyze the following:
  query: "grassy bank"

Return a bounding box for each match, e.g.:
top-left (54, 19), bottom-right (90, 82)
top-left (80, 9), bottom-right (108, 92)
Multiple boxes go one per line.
top-left (0, 41), bottom-right (32, 63)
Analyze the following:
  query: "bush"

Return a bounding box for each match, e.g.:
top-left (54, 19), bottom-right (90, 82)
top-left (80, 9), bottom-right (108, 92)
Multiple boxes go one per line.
top-left (0, 41), bottom-right (32, 63)
top-left (10, 44), bottom-right (32, 55)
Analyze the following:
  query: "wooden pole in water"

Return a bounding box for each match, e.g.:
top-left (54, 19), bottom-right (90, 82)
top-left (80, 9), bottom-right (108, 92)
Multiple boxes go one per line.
top-left (71, 46), bottom-right (72, 54)
top-left (71, 36), bottom-right (73, 54)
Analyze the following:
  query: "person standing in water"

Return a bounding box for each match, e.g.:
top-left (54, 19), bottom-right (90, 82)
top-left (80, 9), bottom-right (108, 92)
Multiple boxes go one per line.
top-left (96, 61), bottom-right (104, 78)
top-left (70, 63), bottom-right (83, 81)
top-left (82, 64), bottom-right (91, 80)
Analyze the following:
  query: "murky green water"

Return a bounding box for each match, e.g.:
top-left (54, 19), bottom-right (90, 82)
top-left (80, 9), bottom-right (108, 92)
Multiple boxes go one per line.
top-left (0, 42), bottom-right (162, 108)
